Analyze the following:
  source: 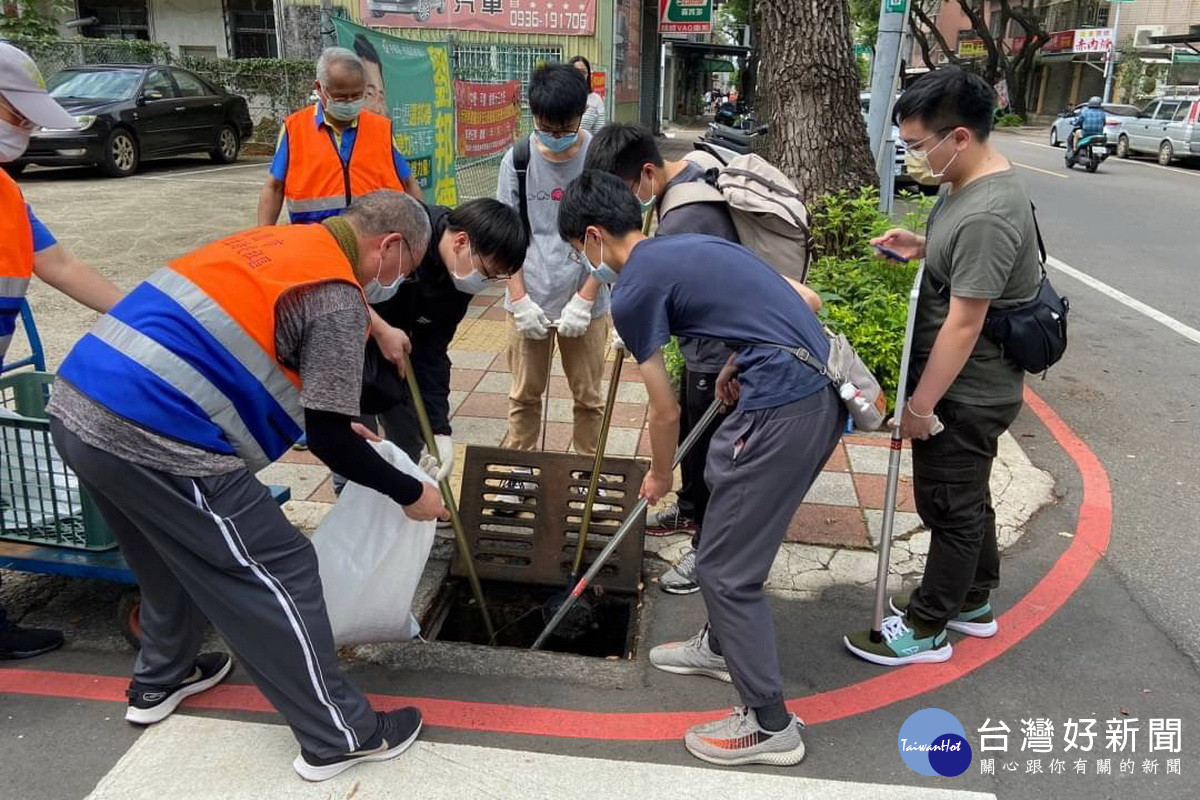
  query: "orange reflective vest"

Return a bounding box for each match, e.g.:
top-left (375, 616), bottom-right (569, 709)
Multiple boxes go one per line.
top-left (282, 105), bottom-right (405, 223)
top-left (58, 225), bottom-right (366, 470)
top-left (0, 170), bottom-right (33, 363)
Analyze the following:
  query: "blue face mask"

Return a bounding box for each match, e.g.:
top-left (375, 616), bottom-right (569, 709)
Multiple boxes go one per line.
top-left (323, 96), bottom-right (363, 123)
top-left (581, 237), bottom-right (619, 285)
top-left (536, 130), bottom-right (579, 152)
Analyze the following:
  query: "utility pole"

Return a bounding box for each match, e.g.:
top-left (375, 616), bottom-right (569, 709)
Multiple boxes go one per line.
top-left (1103, 0), bottom-right (1131, 104)
top-left (320, 0), bottom-right (337, 49)
top-left (866, 0), bottom-right (912, 213)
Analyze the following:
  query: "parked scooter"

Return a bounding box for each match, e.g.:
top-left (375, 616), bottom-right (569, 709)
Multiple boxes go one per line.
top-left (1065, 133), bottom-right (1111, 173)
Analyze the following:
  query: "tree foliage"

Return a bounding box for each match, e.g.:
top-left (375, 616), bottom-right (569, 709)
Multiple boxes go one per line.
top-left (908, 0), bottom-right (1051, 116)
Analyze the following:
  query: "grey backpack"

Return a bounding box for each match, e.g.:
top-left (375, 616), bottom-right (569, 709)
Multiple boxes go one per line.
top-left (658, 144), bottom-right (814, 281)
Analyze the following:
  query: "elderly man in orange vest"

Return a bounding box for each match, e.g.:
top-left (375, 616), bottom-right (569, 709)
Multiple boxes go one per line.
top-left (50, 190), bottom-right (446, 781)
top-left (257, 46), bottom-right (423, 227)
top-left (258, 46), bottom-right (425, 435)
top-left (0, 41), bottom-right (122, 660)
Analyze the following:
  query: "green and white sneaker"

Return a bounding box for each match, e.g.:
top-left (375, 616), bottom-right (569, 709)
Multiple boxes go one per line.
top-left (685, 707), bottom-right (807, 767)
top-left (649, 625), bottom-right (731, 683)
top-left (843, 614), bottom-right (953, 666)
top-left (890, 594), bottom-right (998, 638)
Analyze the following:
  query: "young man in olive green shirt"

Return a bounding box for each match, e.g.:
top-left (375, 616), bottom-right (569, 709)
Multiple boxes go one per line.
top-left (844, 67), bottom-right (1040, 666)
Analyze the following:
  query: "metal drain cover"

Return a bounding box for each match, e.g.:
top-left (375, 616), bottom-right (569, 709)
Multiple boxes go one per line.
top-left (452, 446), bottom-right (648, 592)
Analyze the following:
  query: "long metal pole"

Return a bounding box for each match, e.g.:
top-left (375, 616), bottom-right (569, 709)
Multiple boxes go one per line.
top-left (532, 399), bottom-right (723, 650)
top-left (399, 351), bottom-right (495, 641)
top-left (1102, 1), bottom-right (1123, 104)
top-left (867, 0), bottom-right (912, 214)
top-left (869, 266), bottom-right (923, 641)
top-left (571, 348), bottom-right (627, 577)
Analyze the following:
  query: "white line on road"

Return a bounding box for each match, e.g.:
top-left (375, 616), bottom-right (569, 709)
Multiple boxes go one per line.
top-left (1047, 256), bottom-right (1200, 346)
top-left (1018, 139), bottom-right (1200, 179)
top-left (1012, 161), bottom-right (1065, 179)
top-left (131, 175), bottom-right (263, 187)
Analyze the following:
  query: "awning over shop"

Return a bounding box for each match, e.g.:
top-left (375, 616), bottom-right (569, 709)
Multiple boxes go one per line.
top-left (701, 59), bottom-right (736, 73)
top-left (668, 41), bottom-right (751, 59)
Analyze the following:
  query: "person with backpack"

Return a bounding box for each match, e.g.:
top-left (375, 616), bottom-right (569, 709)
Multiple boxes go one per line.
top-left (843, 67), bottom-right (1041, 667)
top-left (585, 123), bottom-right (741, 593)
top-left (557, 170), bottom-right (841, 767)
top-left (585, 122), bottom-right (817, 594)
top-left (495, 62), bottom-right (608, 454)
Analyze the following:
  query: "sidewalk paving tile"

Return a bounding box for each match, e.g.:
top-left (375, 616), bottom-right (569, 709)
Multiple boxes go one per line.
top-left (853, 473), bottom-right (917, 512)
top-left (449, 416), bottom-right (508, 447)
top-left (846, 443), bottom-right (913, 476)
top-left (801, 471), bottom-right (859, 507)
top-left (785, 504), bottom-right (871, 549)
top-left (449, 368), bottom-right (485, 392)
top-left (449, 349), bottom-right (499, 370)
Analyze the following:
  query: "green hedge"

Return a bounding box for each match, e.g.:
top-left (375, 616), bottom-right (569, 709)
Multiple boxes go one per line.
top-left (805, 187), bottom-right (935, 408)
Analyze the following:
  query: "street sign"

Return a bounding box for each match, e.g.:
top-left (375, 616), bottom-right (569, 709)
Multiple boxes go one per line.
top-left (885, 0), bottom-right (907, 12)
top-left (660, 0), bottom-right (712, 34)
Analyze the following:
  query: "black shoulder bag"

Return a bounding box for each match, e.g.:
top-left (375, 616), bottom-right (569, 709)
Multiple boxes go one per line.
top-left (933, 203), bottom-right (1069, 376)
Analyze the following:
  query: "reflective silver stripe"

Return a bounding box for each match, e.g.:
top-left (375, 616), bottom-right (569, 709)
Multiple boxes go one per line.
top-left (147, 269), bottom-right (304, 431)
top-left (90, 315), bottom-right (272, 471)
top-left (285, 195), bottom-right (348, 214)
top-left (0, 276), bottom-right (31, 297)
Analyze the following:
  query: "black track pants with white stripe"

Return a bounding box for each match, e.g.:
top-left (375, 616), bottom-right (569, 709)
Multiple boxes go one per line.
top-left (52, 420), bottom-right (378, 758)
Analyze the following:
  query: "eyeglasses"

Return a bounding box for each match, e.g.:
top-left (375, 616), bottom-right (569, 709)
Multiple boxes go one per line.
top-left (460, 246), bottom-right (509, 283)
top-left (567, 249), bottom-right (585, 266)
top-left (904, 127), bottom-right (955, 153)
top-left (534, 125), bottom-right (580, 139)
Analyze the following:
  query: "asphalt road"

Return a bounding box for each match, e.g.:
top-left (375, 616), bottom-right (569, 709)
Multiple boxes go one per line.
top-left (4, 144), bottom-right (1200, 799)
top-left (989, 131), bottom-right (1200, 670)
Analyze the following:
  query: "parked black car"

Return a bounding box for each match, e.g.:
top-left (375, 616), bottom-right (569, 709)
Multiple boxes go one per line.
top-left (8, 64), bottom-right (253, 178)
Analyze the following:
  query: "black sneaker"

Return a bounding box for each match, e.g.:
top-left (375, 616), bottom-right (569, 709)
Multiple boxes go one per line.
top-left (125, 652), bottom-right (234, 725)
top-left (0, 624), bottom-right (64, 660)
top-left (293, 707), bottom-right (423, 782)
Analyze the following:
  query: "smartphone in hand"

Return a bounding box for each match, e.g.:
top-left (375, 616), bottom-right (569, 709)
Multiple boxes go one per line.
top-left (873, 243), bottom-right (910, 263)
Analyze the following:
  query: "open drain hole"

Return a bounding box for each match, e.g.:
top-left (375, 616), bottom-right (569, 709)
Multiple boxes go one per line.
top-left (423, 578), bottom-right (639, 659)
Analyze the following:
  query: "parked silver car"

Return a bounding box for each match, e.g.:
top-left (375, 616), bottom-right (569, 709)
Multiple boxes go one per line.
top-left (1048, 103), bottom-right (1141, 148)
top-left (1115, 97), bottom-right (1200, 165)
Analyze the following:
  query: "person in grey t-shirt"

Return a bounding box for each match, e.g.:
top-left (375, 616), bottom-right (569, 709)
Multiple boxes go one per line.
top-left (845, 67), bottom-right (1040, 669)
top-left (585, 122), bottom-right (741, 594)
top-left (496, 62), bottom-right (611, 454)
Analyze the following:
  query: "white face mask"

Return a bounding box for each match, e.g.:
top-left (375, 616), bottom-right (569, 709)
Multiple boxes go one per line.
top-left (450, 245), bottom-right (492, 295)
top-left (364, 243), bottom-right (407, 303)
top-left (0, 119), bottom-right (32, 163)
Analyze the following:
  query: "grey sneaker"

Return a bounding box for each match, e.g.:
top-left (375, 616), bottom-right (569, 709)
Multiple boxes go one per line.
top-left (649, 625), bottom-right (731, 683)
top-left (685, 707), bottom-right (807, 767)
top-left (659, 547), bottom-right (699, 595)
top-left (645, 503), bottom-right (697, 535)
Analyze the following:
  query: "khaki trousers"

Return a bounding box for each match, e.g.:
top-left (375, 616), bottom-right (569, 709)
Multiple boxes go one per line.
top-left (502, 314), bottom-right (610, 454)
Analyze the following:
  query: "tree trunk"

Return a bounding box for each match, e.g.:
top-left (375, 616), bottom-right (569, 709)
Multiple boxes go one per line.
top-left (759, 0), bottom-right (877, 199)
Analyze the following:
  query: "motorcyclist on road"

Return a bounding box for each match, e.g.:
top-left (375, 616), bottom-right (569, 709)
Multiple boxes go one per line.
top-left (1068, 96), bottom-right (1107, 165)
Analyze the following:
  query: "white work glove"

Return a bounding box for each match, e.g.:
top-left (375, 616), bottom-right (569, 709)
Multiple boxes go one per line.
top-left (557, 293), bottom-right (594, 338)
top-left (511, 295), bottom-right (551, 340)
top-left (611, 328), bottom-right (626, 353)
top-left (418, 434), bottom-right (455, 482)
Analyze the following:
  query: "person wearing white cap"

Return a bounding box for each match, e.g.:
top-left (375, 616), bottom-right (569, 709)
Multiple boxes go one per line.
top-left (0, 41), bottom-right (122, 660)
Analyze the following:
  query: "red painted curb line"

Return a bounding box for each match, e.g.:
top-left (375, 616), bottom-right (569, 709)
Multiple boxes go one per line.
top-left (0, 387), bottom-right (1110, 741)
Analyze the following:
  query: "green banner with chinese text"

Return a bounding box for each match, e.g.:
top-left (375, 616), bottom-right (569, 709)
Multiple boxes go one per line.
top-left (334, 18), bottom-right (457, 206)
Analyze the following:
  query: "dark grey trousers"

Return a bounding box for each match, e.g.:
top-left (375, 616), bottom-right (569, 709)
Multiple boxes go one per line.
top-left (51, 420), bottom-right (379, 758)
top-left (695, 386), bottom-right (845, 708)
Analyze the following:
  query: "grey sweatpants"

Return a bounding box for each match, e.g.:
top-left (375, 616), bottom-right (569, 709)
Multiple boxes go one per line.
top-left (695, 387), bottom-right (845, 708)
top-left (51, 420), bottom-right (378, 758)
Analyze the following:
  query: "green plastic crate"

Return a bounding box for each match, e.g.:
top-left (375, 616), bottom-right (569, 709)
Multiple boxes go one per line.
top-left (0, 371), bottom-right (116, 550)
